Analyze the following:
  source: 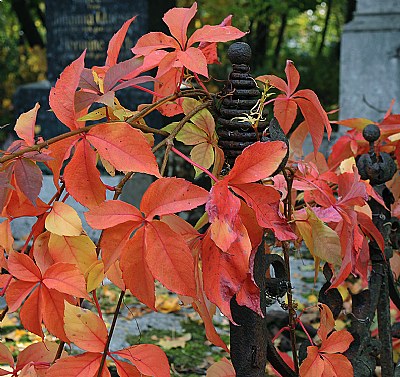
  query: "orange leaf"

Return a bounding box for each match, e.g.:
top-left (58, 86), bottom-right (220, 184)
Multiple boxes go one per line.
top-left (64, 302), bottom-right (108, 353)
top-left (6, 280), bottom-right (37, 312)
top-left (32, 232), bottom-right (54, 273)
top-left (141, 177), bottom-right (209, 219)
top-left (299, 346), bottom-right (324, 377)
top-left (120, 227), bottom-right (155, 310)
top-left (0, 343), bottom-right (13, 367)
top-left (321, 353), bottom-right (354, 376)
top-left (49, 51), bottom-right (86, 130)
top-left (0, 219), bottom-right (14, 253)
top-left (87, 122), bottom-right (160, 177)
top-left (41, 286), bottom-right (69, 342)
top-left (46, 352), bottom-right (105, 377)
top-left (227, 141), bottom-right (288, 184)
top-left (319, 330), bottom-right (353, 354)
top-left (16, 341), bottom-right (62, 371)
top-left (285, 60), bottom-right (300, 96)
top-left (45, 202), bottom-right (83, 237)
top-left (19, 286), bottom-right (43, 338)
top-left (317, 303), bottom-right (335, 341)
top-left (85, 200), bottom-right (143, 230)
top-left (64, 139), bottom-right (106, 208)
top-left (145, 221), bottom-right (196, 298)
top-left (113, 344), bottom-right (170, 377)
top-left (114, 359), bottom-right (141, 377)
top-left (206, 357), bottom-right (235, 376)
top-left (14, 103), bottom-right (40, 145)
top-left (42, 263), bottom-right (89, 299)
top-left (8, 252), bottom-right (41, 282)
top-left (99, 222), bottom-right (138, 271)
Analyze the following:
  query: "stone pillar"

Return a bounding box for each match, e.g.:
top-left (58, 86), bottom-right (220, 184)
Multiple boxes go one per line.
top-left (339, 0), bottom-right (400, 121)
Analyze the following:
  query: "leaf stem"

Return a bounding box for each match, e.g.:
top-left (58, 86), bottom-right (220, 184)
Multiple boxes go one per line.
top-left (92, 290), bottom-right (103, 320)
top-left (171, 146), bottom-right (218, 182)
top-left (96, 290), bottom-right (125, 377)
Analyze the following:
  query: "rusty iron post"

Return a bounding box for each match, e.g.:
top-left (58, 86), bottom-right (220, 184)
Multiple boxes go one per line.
top-left (214, 42), bottom-right (295, 377)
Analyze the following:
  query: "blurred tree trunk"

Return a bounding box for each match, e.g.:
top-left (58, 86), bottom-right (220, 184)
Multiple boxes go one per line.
top-left (346, 0), bottom-right (356, 23)
top-left (11, 0), bottom-right (44, 47)
top-left (148, 0), bottom-right (176, 33)
top-left (272, 13), bottom-right (287, 69)
top-left (251, 6), bottom-right (271, 70)
top-left (318, 0), bottom-right (332, 56)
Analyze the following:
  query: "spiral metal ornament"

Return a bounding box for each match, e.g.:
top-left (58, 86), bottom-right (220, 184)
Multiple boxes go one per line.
top-left (216, 42), bottom-right (268, 168)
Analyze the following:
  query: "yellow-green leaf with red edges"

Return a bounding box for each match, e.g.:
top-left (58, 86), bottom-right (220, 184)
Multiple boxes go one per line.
top-left (113, 344), bottom-right (170, 377)
top-left (333, 117), bottom-right (374, 131)
top-left (86, 122), bottom-right (160, 177)
top-left (191, 143), bottom-right (214, 177)
top-left (14, 103), bottom-right (39, 145)
top-left (64, 302), bottom-right (108, 353)
top-left (45, 202), bottom-right (83, 237)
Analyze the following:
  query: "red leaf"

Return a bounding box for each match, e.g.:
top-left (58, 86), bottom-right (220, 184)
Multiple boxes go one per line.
top-left (162, 2), bottom-right (197, 47)
top-left (321, 353), bottom-right (354, 376)
top-left (257, 74), bottom-right (287, 93)
top-left (227, 141), bottom-right (288, 184)
top-left (145, 221), bottom-right (196, 298)
top-left (16, 341), bottom-right (62, 371)
top-left (106, 16), bottom-right (137, 67)
top-left (42, 263), bottom-right (89, 299)
top-left (273, 97), bottom-right (298, 134)
top-left (49, 51), bottom-right (86, 130)
top-left (85, 200), bottom-right (143, 230)
top-left (141, 177), bottom-right (209, 220)
top-left (13, 158), bottom-right (43, 205)
top-left (206, 180), bottom-right (241, 252)
top-left (113, 344), bottom-right (170, 377)
top-left (87, 122), bottom-right (160, 177)
top-left (177, 48), bottom-right (208, 77)
top-left (64, 139), bottom-right (106, 209)
top-left (231, 183), bottom-right (296, 241)
top-left (285, 60), bottom-right (300, 96)
top-left (46, 352), bottom-right (105, 377)
top-left (114, 359), bottom-right (141, 377)
top-left (120, 227), bottom-right (156, 310)
top-left (188, 24), bottom-right (246, 46)
top-left (132, 32), bottom-right (180, 56)
top-left (8, 252), bottom-right (41, 282)
top-left (14, 103), bottom-right (40, 145)
top-left (201, 233), bottom-right (249, 321)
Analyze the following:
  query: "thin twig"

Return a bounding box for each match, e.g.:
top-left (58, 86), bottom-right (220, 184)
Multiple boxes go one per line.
top-left (96, 290), bottom-right (125, 377)
top-left (160, 141), bottom-right (173, 177)
top-left (53, 341), bottom-right (65, 363)
top-left (0, 306), bottom-right (8, 321)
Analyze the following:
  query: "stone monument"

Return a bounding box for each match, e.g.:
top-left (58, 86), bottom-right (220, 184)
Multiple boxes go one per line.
top-left (339, 0), bottom-right (400, 121)
top-left (13, 0), bottom-right (153, 140)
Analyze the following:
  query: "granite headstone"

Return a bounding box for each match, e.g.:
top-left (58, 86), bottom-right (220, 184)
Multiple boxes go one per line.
top-left (13, 0), bottom-right (152, 140)
top-left (339, 0), bottom-right (400, 121)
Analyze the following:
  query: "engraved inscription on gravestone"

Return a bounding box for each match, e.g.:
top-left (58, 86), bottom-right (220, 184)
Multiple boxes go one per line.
top-left (46, 0), bottom-right (148, 82)
top-left (13, 0), bottom-right (150, 140)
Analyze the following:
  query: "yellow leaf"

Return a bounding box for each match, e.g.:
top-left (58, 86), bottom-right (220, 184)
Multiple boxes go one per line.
top-left (45, 202), bottom-right (82, 236)
top-left (64, 302), bottom-right (108, 353)
top-left (78, 107), bottom-right (107, 121)
top-left (158, 333), bottom-right (191, 350)
top-left (85, 260), bottom-right (105, 292)
top-left (155, 294), bottom-right (181, 313)
top-left (306, 208), bottom-right (341, 266)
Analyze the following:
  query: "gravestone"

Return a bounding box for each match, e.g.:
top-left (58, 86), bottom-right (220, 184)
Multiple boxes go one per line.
top-left (339, 0), bottom-right (400, 121)
top-left (13, 0), bottom-right (153, 140)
